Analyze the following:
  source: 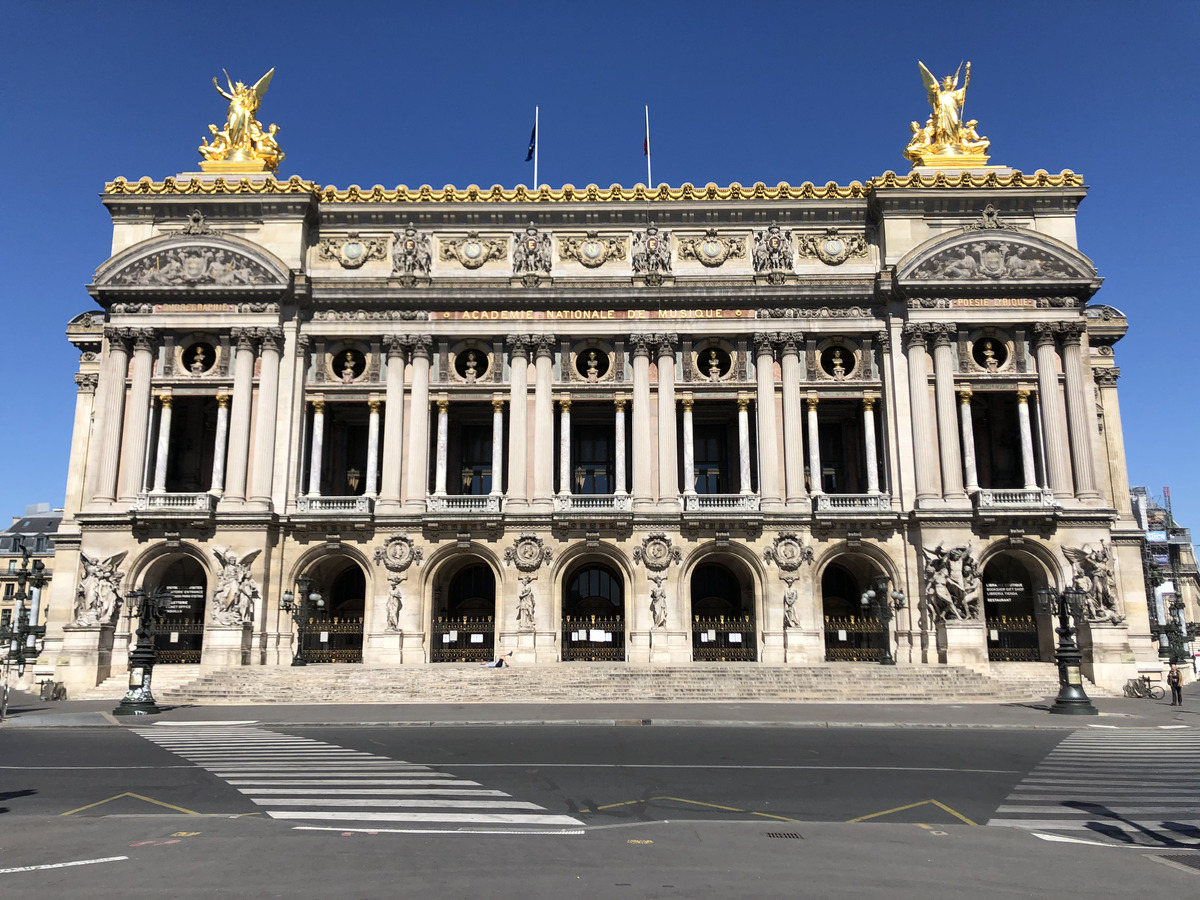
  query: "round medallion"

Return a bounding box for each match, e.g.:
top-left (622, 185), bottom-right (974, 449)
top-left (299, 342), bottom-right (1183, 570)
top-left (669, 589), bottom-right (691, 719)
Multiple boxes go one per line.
top-left (701, 240), bottom-right (722, 259)
top-left (769, 236), bottom-right (781, 250)
top-left (582, 241), bottom-right (603, 260)
top-left (343, 242), bottom-right (364, 261)
top-left (463, 241), bottom-right (483, 260)
top-left (404, 239), bottom-right (416, 252)
top-left (525, 239), bottom-right (538, 252)
top-left (647, 238), bottom-right (659, 252)
top-left (823, 238), bottom-right (844, 258)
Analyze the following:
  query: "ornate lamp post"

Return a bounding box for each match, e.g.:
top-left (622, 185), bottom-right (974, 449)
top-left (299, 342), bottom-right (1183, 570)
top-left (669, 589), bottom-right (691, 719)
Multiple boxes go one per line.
top-left (1152, 593), bottom-right (1198, 665)
top-left (113, 587), bottom-right (169, 716)
top-left (280, 574), bottom-right (324, 667)
top-left (0, 543), bottom-right (48, 722)
top-left (1036, 586), bottom-right (1098, 715)
top-left (861, 572), bottom-right (905, 666)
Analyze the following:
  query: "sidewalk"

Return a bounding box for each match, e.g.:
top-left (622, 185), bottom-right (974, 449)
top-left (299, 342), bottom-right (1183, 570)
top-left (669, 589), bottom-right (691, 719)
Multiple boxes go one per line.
top-left (3, 683), bottom-right (1197, 730)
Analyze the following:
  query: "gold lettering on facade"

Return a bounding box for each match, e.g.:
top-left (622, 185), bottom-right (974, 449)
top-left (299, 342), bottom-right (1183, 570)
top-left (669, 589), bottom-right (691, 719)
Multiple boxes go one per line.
top-left (439, 309), bottom-right (756, 321)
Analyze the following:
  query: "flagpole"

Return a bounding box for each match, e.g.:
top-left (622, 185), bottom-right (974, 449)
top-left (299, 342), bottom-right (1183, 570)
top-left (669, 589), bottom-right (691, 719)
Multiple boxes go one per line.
top-left (533, 106), bottom-right (539, 190)
top-left (644, 105), bottom-right (652, 188)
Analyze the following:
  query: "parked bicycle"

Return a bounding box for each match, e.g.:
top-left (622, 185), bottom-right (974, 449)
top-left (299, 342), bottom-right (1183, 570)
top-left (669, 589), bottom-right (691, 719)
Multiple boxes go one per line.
top-left (1123, 676), bottom-right (1165, 700)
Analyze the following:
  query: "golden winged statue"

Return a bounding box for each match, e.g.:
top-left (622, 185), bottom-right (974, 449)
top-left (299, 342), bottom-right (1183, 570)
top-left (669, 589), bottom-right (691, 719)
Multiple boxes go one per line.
top-left (903, 61), bottom-right (990, 168)
top-left (198, 68), bottom-right (285, 173)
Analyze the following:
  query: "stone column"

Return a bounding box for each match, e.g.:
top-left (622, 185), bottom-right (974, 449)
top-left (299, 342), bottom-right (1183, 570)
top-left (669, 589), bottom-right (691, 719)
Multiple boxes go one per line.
top-left (117, 329), bottom-right (156, 502)
top-left (1061, 324), bottom-right (1099, 499)
top-left (958, 387), bottom-right (979, 494)
top-left (377, 336), bottom-right (407, 511)
top-left (404, 335), bottom-right (432, 510)
top-left (737, 395), bottom-right (753, 494)
top-left (222, 328), bottom-right (257, 505)
top-left (863, 396), bottom-right (880, 495)
top-left (249, 328), bottom-right (282, 506)
top-left (558, 397), bottom-right (572, 496)
top-left (630, 335), bottom-right (653, 508)
top-left (806, 396), bottom-right (822, 495)
top-left (365, 399), bottom-right (381, 496)
top-left (88, 328), bottom-right (131, 504)
top-left (433, 397), bottom-right (449, 496)
top-left (779, 332), bottom-right (806, 503)
top-left (491, 397), bottom-right (505, 497)
top-left (505, 336), bottom-right (529, 511)
top-left (210, 394), bottom-right (230, 495)
top-left (532, 335), bottom-right (556, 510)
top-left (903, 325), bottom-right (939, 502)
top-left (307, 399), bottom-right (325, 496)
top-left (681, 396), bottom-right (695, 497)
top-left (151, 394), bottom-right (172, 493)
top-left (1033, 324), bottom-right (1073, 498)
top-left (1017, 389), bottom-right (1038, 490)
top-left (753, 333), bottom-right (782, 509)
top-left (656, 334), bottom-right (680, 509)
top-left (613, 397), bottom-right (628, 495)
top-left (931, 327), bottom-right (965, 500)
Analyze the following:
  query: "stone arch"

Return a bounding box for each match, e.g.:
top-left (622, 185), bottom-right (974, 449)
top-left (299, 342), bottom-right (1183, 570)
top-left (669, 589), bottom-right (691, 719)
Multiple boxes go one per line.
top-left (557, 549), bottom-right (628, 663)
top-left (551, 540), bottom-right (635, 616)
top-left (92, 230), bottom-right (292, 295)
top-left (814, 541), bottom-right (898, 588)
top-left (684, 546), bottom-right (761, 663)
top-left (422, 544), bottom-right (502, 663)
top-left (977, 538), bottom-right (1067, 591)
top-left (287, 546), bottom-right (371, 664)
top-left (127, 542), bottom-right (214, 665)
top-left (815, 543), bottom-right (899, 663)
top-left (127, 541), bottom-right (216, 592)
top-left (681, 542), bottom-right (766, 622)
top-left (977, 539), bottom-right (1062, 663)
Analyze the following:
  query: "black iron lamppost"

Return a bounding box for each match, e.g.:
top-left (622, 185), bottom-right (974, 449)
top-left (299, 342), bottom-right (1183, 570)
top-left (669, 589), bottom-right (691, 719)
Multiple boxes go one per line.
top-left (280, 574), bottom-right (324, 667)
top-left (1036, 586), bottom-right (1098, 716)
top-left (1152, 593), bottom-right (1198, 665)
top-left (861, 572), bottom-right (906, 666)
top-left (113, 587), bottom-right (169, 716)
top-left (0, 544), bottom-right (48, 722)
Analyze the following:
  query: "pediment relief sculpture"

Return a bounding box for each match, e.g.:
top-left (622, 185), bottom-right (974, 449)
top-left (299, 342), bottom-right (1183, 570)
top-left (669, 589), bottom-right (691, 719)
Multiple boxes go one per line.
top-left (106, 245), bottom-right (280, 287)
top-left (910, 240), bottom-right (1081, 281)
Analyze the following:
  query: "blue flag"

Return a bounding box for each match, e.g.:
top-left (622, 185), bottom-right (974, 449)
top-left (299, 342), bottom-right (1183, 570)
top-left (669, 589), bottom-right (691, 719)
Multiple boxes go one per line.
top-left (525, 121), bottom-right (536, 162)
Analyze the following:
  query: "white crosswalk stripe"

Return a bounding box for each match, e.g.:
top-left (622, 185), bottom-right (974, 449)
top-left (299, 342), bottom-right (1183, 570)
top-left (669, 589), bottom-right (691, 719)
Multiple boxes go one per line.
top-left (987, 728), bottom-right (1200, 846)
top-left (133, 725), bottom-right (584, 834)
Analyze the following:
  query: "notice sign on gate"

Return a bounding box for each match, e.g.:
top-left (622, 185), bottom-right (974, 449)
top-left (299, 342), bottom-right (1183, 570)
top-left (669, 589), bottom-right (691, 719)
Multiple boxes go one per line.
top-left (985, 583), bottom-right (1025, 603)
top-left (162, 585), bottom-right (204, 615)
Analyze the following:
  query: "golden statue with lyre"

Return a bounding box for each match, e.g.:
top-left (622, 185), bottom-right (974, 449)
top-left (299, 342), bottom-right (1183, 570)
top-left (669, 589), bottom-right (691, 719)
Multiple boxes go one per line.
top-left (903, 61), bottom-right (991, 169)
top-left (198, 68), bottom-right (285, 173)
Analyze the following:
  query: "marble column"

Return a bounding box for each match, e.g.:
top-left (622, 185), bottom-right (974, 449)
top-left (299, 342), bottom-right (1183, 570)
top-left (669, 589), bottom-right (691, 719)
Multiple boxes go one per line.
top-left (377, 337), bottom-right (406, 511)
top-left (151, 394), bottom-right (172, 493)
top-left (656, 334), bottom-right (680, 509)
top-left (558, 398), bottom-right (572, 496)
top-left (222, 329), bottom-right (257, 504)
top-left (1017, 389), bottom-right (1038, 490)
top-left (806, 396), bottom-right (822, 495)
top-left (863, 397), bottom-right (880, 495)
top-left (505, 336), bottom-right (529, 511)
top-left (249, 329), bottom-right (282, 506)
top-left (532, 336), bottom-right (556, 509)
top-left (307, 399), bottom-right (325, 496)
top-left (958, 388), bottom-right (979, 494)
top-left (932, 328), bottom-right (965, 500)
top-left (117, 329), bottom-right (156, 502)
top-left (737, 396), bottom-right (753, 494)
top-left (490, 398), bottom-right (505, 497)
top-left (753, 333), bottom-right (782, 509)
top-left (88, 329), bottom-right (131, 504)
top-left (404, 336), bottom-right (432, 510)
top-left (779, 333), bottom-right (806, 503)
top-left (903, 326), bottom-right (940, 501)
top-left (365, 399), bottom-right (381, 497)
top-left (681, 396), bottom-right (695, 496)
top-left (1061, 324), bottom-right (1099, 499)
top-left (433, 397), bottom-right (449, 496)
top-left (630, 336), bottom-right (653, 508)
top-left (210, 394), bottom-right (230, 494)
top-left (613, 397), bottom-right (628, 495)
top-left (1033, 325), bottom-right (1073, 498)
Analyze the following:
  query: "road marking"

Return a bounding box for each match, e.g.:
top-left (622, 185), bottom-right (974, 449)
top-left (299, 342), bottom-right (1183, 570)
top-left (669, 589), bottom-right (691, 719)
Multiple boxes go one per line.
top-left (252, 798), bottom-right (546, 809)
top-left (292, 826), bottom-right (584, 836)
top-left (578, 795), bottom-right (799, 822)
top-left (270, 811), bottom-right (588, 825)
top-left (0, 856), bottom-right (129, 875)
top-left (435, 763), bottom-right (1022, 774)
top-left (60, 792), bottom-right (201, 816)
top-left (847, 799), bottom-right (979, 826)
top-left (243, 788), bottom-right (505, 796)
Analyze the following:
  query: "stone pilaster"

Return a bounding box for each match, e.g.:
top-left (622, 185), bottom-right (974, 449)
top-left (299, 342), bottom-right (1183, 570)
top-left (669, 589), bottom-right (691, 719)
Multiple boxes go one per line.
top-left (656, 333), bottom-right (680, 510)
top-left (377, 336), bottom-right (407, 512)
top-left (903, 325), bottom-right (939, 502)
top-left (249, 328), bottom-right (282, 507)
top-left (1061, 323), bottom-right (1099, 499)
top-left (221, 328), bottom-right (257, 505)
top-left (1033, 323), bottom-right (1074, 498)
top-left (505, 335), bottom-right (530, 512)
top-left (630, 334), bottom-right (654, 509)
top-left (404, 335), bottom-right (432, 510)
top-left (753, 332), bottom-right (782, 509)
top-left (779, 331), bottom-right (806, 504)
top-left (117, 329), bottom-right (156, 502)
top-left (532, 334), bottom-right (556, 511)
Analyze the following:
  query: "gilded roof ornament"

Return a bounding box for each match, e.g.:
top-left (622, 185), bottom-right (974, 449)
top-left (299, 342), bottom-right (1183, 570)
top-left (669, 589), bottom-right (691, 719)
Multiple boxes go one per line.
top-left (904, 61), bottom-right (991, 169)
top-left (199, 68), bottom-right (285, 174)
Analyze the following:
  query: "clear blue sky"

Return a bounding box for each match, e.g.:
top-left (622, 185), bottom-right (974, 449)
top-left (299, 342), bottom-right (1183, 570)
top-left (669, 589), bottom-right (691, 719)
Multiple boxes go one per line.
top-left (1, 0), bottom-right (1197, 526)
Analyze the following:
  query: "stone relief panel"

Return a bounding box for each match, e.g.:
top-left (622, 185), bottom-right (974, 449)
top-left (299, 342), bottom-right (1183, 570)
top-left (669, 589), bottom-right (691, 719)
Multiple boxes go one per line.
top-left (797, 228), bottom-right (868, 266)
top-left (677, 230), bottom-right (746, 268)
top-left (559, 231), bottom-right (627, 269)
top-left (631, 225), bottom-right (672, 283)
top-left (109, 247), bottom-right (277, 287)
top-left (439, 232), bottom-right (508, 270)
top-left (763, 533), bottom-right (813, 572)
top-left (512, 224), bottom-right (553, 276)
top-left (391, 223), bottom-right (433, 279)
top-left (752, 222), bottom-right (794, 279)
top-left (317, 233), bottom-right (389, 269)
top-left (633, 532), bottom-right (682, 571)
top-left (921, 543), bottom-right (980, 622)
top-left (374, 534), bottom-right (424, 573)
top-left (911, 241), bottom-right (1077, 281)
top-left (504, 533), bottom-right (553, 572)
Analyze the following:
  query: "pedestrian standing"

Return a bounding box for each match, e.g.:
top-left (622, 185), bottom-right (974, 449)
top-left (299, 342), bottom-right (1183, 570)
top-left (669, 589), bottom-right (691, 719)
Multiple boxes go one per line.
top-left (1167, 663), bottom-right (1183, 707)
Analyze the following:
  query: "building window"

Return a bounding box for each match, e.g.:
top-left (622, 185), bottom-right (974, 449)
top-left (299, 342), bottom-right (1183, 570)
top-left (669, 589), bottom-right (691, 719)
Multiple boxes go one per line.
top-left (3, 583), bottom-right (13, 599)
top-left (7, 561), bottom-right (15, 573)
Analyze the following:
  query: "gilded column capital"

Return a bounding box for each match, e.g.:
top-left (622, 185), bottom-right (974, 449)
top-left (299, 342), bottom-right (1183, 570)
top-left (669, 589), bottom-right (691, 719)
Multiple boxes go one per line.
top-left (492, 397), bottom-right (506, 412)
top-left (958, 387), bottom-right (973, 402)
top-left (1017, 388), bottom-right (1031, 402)
top-left (736, 397), bottom-right (750, 412)
top-left (614, 397), bottom-right (628, 411)
top-left (216, 393), bottom-right (230, 408)
top-left (158, 393), bottom-right (173, 408)
top-left (436, 397), bottom-right (449, 412)
top-left (806, 396), bottom-right (820, 411)
top-left (368, 399), bottom-right (381, 413)
top-left (559, 397), bottom-right (572, 411)
top-left (680, 396), bottom-right (694, 411)
top-left (862, 396), bottom-right (876, 410)
top-left (75, 372), bottom-right (98, 393)
top-left (312, 398), bottom-right (325, 413)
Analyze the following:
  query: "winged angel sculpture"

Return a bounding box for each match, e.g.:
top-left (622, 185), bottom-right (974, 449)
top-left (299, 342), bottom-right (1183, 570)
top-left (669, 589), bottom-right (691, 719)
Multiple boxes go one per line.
top-left (73, 552), bottom-right (127, 626)
top-left (199, 68), bottom-right (285, 171)
top-left (903, 61), bottom-right (990, 167)
top-left (210, 547), bottom-right (262, 626)
top-left (1063, 543), bottom-right (1125, 624)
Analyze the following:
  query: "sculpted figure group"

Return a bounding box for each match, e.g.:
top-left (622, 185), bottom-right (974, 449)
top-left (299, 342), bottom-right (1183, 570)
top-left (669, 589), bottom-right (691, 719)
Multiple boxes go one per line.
top-left (922, 543), bottom-right (981, 621)
top-left (903, 61), bottom-right (990, 166)
top-left (73, 552), bottom-right (127, 626)
top-left (210, 547), bottom-right (261, 627)
top-left (199, 68), bottom-right (285, 170)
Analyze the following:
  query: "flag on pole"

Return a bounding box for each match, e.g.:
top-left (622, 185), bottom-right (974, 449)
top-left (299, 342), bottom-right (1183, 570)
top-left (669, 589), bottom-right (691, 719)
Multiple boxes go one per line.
top-left (525, 120), bottom-right (537, 162)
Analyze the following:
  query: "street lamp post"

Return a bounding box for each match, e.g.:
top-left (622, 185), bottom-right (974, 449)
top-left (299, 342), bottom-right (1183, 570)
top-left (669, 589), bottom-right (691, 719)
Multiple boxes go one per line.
top-left (113, 587), bottom-right (169, 716)
top-left (280, 574), bottom-right (324, 667)
top-left (0, 543), bottom-right (48, 722)
top-left (1152, 593), bottom-right (1198, 665)
top-left (861, 572), bottom-right (905, 666)
top-left (1036, 586), bottom-right (1098, 716)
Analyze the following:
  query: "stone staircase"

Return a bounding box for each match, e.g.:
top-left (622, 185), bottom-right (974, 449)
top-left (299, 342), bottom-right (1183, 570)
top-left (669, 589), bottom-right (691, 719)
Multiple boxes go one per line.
top-left (74, 665), bottom-right (204, 701)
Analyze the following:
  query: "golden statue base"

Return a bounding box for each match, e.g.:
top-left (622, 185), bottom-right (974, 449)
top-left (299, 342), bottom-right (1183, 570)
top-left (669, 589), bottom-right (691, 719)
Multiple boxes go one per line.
top-left (198, 158), bottom-right (274, 174)
top-left (908, 151), bottom-right (991, 170)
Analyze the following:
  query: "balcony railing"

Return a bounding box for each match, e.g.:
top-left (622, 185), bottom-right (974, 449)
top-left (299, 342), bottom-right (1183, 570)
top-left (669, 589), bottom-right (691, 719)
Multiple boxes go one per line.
top-left (815, 493), bottom-right (892, 512)
top-left (975, 489), bottom-right (1058, 509)
top-left (427, 494), bottom-right (501, 513)
top-left (553, 494), bottom-right (633, 512)
top-left (684, 493), bottom-right (761, 512)
top-left (295, 495), bottom-right (374, 513)
top-left (131, 492), bottom-right (217, 512)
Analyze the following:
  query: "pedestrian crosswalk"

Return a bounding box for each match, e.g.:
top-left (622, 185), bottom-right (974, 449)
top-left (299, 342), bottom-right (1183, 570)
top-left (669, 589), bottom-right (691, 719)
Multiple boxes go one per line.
top-left (987, 728), bottom-right (1200, 846)
top-left (133, 724), bottom-right (585, 835)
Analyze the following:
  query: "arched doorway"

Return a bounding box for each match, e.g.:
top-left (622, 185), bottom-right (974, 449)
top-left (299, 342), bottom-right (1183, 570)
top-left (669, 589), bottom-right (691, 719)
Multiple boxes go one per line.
top-left (145, 555), bottom-right (206, 664)
top-left (432, 561), bottom-right (495, 662)
top-left (821, 557), bottom-right (887, 661)
top-left (982, 552), bottom-right (1055, 662)
top-left (561, 562), bottom-right (625, 661)
top-left (690, 561), bottom-right (756, 661)
top-left (298, 556), bottom-right (365, 663)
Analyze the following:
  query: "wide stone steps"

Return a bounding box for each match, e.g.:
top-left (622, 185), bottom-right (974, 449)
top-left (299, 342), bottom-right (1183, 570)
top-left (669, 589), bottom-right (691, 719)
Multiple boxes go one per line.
top-left (74, 665), bottom-right (203, 701)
